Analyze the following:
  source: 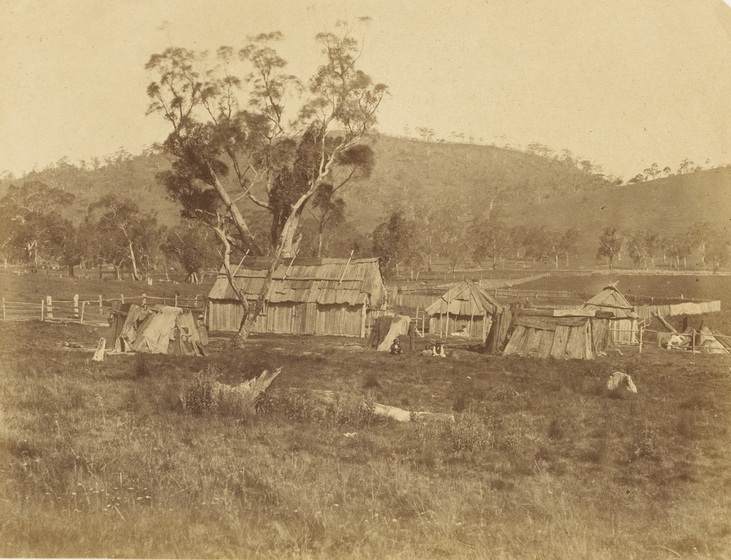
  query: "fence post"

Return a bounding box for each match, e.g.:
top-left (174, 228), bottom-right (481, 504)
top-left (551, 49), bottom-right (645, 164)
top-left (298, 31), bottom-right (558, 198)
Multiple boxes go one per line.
top-left (45, 296), bottom-right (53, 320)
top-left (121, 294), bottom-right (124, 304)
top-left (41, 299), bottom-right (45, 321)
top-left (99, 295), bottom-right (103, 308)
top-left (639, 326), bottom-right (643, 354)
top-left (73, 294), bottom-right (79, 319)
top-left (142, 293), bottom-right (147, 307)
top-left (175, 294), bottom-right (178, 307)
top-left (1, 298), bottom-right (4, 320)
top-left (80, 301), bottom-right (86, 324)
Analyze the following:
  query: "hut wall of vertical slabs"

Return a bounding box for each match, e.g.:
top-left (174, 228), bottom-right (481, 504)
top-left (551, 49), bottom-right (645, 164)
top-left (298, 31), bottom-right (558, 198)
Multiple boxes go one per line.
top-left (207, 299), bottom-right (366, 337)
top-left (205, 257), bottom-right (386, 337)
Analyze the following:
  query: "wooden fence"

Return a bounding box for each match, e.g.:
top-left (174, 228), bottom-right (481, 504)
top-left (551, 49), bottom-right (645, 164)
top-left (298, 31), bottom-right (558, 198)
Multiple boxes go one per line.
top-left (0, 293), bottom-right (206, 325)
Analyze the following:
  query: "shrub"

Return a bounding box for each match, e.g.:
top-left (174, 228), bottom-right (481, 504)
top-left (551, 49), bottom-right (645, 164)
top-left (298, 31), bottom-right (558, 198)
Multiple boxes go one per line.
top-left (179, 368), bottom-right (217, 415)
top-left (269, 393), bottom-right (324, 423)
top-left (327, 394), bottom-right (377, 428)
top-left (447, 413), bottom-right (493, 452)
top-left (362, 374), bottom-right (381, 391)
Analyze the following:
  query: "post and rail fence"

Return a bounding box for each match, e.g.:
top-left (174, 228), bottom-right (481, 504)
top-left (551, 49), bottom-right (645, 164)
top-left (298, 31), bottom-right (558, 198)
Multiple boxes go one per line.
top-left (0, 293), bottom-right (206, 325)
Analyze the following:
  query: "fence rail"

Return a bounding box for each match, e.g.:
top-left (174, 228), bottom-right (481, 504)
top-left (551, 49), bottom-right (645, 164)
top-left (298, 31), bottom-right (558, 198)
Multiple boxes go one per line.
top-left (0, 292), bottom-right (206, 325)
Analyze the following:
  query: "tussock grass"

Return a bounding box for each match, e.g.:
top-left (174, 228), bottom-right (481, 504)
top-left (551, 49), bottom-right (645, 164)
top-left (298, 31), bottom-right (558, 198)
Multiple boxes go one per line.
top-left (1, 321), bottom-right (730, 558)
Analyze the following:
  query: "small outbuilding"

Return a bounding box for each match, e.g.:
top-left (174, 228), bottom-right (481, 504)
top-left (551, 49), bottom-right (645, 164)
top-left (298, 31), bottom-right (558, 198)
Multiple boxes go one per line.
top-left (580, 285), bottom-right (639, 344)
top-left (424, 280), bottom-right (502, 341)
top-left (206, 257), bottom-right (386, 337)
top-left (502, 308), bottom-right (614, 360)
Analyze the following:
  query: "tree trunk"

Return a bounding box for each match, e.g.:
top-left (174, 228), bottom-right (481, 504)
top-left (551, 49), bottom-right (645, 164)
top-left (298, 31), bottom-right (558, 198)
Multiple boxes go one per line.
top-left (279, 207), bottom-right (305, 258)
top-left (68, 264), bottom-right (75, 278)
top-left (128, 240), bottom-right (140, 281)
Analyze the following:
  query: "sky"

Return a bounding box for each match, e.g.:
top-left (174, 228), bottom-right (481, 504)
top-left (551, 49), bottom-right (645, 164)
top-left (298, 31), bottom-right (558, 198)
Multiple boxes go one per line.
top-left (1, 0), bottom-right (731, 180)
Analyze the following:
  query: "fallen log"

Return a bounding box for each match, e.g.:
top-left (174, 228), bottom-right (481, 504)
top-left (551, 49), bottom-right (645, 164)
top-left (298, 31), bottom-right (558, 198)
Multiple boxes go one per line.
top-left (290, 389), bottom-right (454, 423)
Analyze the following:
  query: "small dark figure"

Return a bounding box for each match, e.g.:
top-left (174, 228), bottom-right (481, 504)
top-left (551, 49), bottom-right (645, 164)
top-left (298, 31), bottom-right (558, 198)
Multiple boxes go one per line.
top-left (390, 338), bottom-right (402, 355)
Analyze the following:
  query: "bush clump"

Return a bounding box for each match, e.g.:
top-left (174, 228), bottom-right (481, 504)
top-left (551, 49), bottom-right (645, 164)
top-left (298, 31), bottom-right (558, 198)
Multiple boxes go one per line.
top-left (179, 368), bottom-right (217, 415)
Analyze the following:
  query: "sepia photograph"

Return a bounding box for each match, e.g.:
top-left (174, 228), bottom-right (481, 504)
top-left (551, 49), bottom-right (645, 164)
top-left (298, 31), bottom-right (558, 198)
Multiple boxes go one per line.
top-left (1, 0), bottom-right (730, 557)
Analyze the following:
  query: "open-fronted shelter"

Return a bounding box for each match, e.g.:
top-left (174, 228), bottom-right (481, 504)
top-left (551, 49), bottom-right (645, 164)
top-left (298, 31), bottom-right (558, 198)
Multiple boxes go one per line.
top-left (206, 257), bottom-right (386, 337)
top-left (424, 280), bottom-right (502, 341)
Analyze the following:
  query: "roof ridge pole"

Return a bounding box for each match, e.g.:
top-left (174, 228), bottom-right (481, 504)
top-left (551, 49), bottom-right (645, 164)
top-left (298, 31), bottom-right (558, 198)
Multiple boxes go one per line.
top-left (339, 249), bottom-right (355, 284)
top-left (231, 249), bottom-right (250, 278)
top-left (284, 246), bottom-right (301, 280)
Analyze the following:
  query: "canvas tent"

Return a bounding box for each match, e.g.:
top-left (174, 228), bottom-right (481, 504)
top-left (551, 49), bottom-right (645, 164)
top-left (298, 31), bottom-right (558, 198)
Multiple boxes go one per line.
top-left (424, 280), bottom-right (502, 341)
top-left (696, 326), bottom-right (730, 354)
top-left (580, 285), bottom-right (639, 344)
top-left (375, 315), bottom-right (411, 352)
top-left (502, 308), bottom-right (614, 360)
top-left (206, 257), bottom-right (386, 337)
top-left (110, 304), bottom-right (207, 356)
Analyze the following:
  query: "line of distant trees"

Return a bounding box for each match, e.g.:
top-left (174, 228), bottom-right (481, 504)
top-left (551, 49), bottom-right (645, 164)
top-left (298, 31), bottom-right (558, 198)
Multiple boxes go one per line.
top-left (596, 223), bottom-right (730, 271)
top-left (0, 181), bottom-right (219, 282)
top-left (370, 203), bottom-right (583, 279)
top-left (627, 158), bottom-right (718, 184)
top-left (2, 180), bottom-right (728, 282)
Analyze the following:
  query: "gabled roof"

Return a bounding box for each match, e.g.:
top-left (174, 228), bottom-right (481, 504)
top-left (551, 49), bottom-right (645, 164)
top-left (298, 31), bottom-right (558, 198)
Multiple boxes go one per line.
top-left (424, 280), bottom-right (501, 316)
top-left (581, 285), bottom-right (638, 319)
top-left (207, 257), bottom-right (385, 307)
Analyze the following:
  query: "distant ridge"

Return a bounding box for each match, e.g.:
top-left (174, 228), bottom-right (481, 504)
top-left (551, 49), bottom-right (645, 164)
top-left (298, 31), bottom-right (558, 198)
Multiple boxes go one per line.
top-left (1, 135), bottom-right (728, 266)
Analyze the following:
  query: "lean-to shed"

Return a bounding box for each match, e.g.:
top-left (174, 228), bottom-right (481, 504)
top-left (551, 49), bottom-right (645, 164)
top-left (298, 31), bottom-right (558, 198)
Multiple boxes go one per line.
top-left (424, 280), bottom-right (502, 341)
top-left (502, 308), bottom-right (613, 360)
top-left (206, 257), bottom-right (386, 337)
top-left (580, 285), bottom-right (639, 344)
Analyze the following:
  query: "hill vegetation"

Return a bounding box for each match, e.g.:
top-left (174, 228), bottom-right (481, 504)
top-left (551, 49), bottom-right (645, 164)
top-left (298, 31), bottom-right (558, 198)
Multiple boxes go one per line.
top-left (1, 136), bottom-right (728, 274)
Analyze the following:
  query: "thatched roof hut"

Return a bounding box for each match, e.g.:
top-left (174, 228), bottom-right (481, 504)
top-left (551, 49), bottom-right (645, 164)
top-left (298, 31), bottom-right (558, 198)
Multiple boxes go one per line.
top-left (580, 285), bottom-right (639, 344)
top-left (424, 280), bottom-right (502, 341)
top-left (206, 257), bottom-right (386, 337)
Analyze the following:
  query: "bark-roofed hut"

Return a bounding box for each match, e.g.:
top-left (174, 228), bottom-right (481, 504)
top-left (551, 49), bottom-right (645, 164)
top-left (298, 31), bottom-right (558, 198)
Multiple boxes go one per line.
top-left (424, 280), bottom-right (502, 341)
top-left (580, 285), bottom-right (639, 344)
top-left (502, 308), bottom-right (614, 360)
top-left (206, 257), bottom-right (386, 337)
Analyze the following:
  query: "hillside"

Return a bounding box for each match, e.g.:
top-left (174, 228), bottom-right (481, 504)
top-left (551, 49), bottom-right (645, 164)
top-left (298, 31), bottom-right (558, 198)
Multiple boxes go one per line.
top-left (505, 166), bottom-right (731, 266)
top-left (2, 137), bottom-right (729, 267)
top-left (0, 136), bottom-right (613, 230)
top-left (341, 134), bottom-right (615, 230)
top-left (0, 151), bottom-right (180, 226)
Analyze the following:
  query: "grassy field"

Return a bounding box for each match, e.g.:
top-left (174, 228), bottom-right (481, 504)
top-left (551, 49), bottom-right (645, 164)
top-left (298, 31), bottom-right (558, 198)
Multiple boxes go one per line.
top-left (2, 272), bottom-right (731, 558)
top-left (0, 270), bottom-right (213, 304)
top-left (1, 317), bottom-right (730, 558)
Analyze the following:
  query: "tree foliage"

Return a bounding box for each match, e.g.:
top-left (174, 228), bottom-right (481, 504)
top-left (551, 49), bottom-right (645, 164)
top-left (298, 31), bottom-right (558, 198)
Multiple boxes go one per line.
top-left (0, 181), bottom-right (75, 270)
top-left (84, 195), bottom-right (160, 280)
top-left (597, 226), bottom-right (624, 269)
top-left (145, 24), bottom-right (386, 338)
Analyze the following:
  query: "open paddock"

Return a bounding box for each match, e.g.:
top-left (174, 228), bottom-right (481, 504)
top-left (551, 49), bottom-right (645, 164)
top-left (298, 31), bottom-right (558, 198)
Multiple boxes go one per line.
top-left (1, 319), bottom-right (730, 559)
